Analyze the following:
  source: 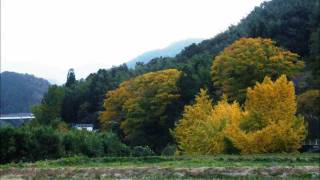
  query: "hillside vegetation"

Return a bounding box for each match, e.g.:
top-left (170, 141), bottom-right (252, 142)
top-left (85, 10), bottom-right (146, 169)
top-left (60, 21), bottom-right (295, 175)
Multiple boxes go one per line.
top-left (0, 71), bottom-right (50, 114)
top-left (1, 0), bottom-right (319, 167)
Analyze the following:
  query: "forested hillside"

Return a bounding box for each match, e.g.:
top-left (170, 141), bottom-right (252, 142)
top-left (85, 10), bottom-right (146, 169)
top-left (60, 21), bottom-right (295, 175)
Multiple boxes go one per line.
top-left (0, 71), bottom-right (50, 114)
top-left (30, 0), bottom-right (319, 154)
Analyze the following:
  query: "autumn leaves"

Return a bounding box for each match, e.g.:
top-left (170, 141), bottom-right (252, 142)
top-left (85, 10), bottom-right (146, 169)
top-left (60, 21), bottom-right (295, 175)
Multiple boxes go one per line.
top-left (100, 38), bottom-right (306, 155)
top-left (211, 38), bottom-right (304, 103)
top-left (100, 69), bottom-right (182, 150)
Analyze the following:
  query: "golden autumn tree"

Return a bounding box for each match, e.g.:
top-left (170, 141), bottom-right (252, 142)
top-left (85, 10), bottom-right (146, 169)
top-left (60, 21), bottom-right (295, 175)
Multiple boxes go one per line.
top-left (174, 89), bottom-right (243, 155)
top-left (211, 38), bottom-right (304, 103)
top-left (99, 81), bottom-right (131, 133)
top-left (225, 75), bottom-right (306, 154)
top-left (174, 89), bottom-right (213, 155)
top-left (100, 69), bottom-right (182, 151)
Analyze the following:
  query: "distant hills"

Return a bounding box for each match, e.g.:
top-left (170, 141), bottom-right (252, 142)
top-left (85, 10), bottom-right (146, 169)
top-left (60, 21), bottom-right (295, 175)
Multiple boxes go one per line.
top-left (0, 71), bottom-right (50, 114)
top-left (126, 38), bottom-right (203, 68)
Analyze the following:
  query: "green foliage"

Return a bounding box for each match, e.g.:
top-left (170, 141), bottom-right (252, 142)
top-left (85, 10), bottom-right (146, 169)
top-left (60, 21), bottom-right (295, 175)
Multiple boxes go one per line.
top-left (80, 132), bottom-right (104, 157)
top-left (61, 79), bottom-right (90, 123)
top-left (297, 89), bottom-right (320, 139)
top-left (32, 85), bottom-right (65, 124)
top-left (23, 1), bottom-right (319, 154)
top-left (161, 144), bottom-right (177, 156)
top-left (0, 127), bottom-right (19, 163)
top-left (2, 153), bottom-right (319, 168)
top-left (86, 65), bottom-right (133, 114)
top-left (0, 125), bottom-right (131, 164)
top-left (62, 131), bottom-right (82, 155)
top-left (8, 0), bottom-right (319, 160)
top-left (307, 12), bottom-right (320, 88)
top-left (33, 127), bottom-right (63, 159)
top-left (132, 146), bottom-right (155, 157)
top-left (0, 71), bottom-right (50, 114)
top-left (65, 68), bottom-right (76, 88)
top-left (99, 132), bottom-right (131, 156)
top-left (0, 126), bottom-right (62, 163)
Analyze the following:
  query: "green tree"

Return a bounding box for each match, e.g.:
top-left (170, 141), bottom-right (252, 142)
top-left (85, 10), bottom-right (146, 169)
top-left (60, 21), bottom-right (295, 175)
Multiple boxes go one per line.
top-left (65, 68), bottom-right (76, 88)
top-left (32, 85), bottom-right (65, 124)
top-left (297, 89), bottom-right (320, 139)
top-left (308, 26), bottom-right (320, 88)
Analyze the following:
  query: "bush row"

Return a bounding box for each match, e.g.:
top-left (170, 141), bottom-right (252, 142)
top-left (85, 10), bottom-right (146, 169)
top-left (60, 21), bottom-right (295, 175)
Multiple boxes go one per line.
top-left (0, 126), bottom-right (158, 164)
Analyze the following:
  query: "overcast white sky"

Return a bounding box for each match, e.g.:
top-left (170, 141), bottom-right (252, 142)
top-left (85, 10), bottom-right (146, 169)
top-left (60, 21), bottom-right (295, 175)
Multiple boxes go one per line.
top-left (1, 0), bottom-right (265, 84)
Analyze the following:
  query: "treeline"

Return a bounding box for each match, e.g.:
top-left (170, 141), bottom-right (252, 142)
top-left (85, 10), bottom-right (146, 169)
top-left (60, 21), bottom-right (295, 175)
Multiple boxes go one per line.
top-left (0, 124), bottom-right (162, 163)
top-left (100, 38), bottom-right (312, 155)
top-left (6, 0), bottom-right (319, 160)
top-left (35, 0), bottom-right (319, 124)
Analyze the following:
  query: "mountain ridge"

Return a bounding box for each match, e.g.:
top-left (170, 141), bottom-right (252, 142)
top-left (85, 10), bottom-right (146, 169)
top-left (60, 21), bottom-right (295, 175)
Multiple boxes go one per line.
top-left (0, 71), bottom-right (50, 114)
top-left (126, 38), bottom-right (204, 68)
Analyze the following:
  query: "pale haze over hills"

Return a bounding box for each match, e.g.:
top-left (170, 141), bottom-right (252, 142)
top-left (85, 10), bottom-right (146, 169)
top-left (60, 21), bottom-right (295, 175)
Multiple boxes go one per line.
top-left (126, 38), bottom-right (203, 68)
top-left (1, 0), bottom-right (265, 84)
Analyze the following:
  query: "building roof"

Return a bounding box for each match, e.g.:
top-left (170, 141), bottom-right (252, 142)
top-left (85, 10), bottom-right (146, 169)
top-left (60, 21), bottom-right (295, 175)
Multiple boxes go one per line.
top-left (0, 113), bottom-right (35, 120)
top-left (73, 124), bottom-right (94, 128)
top-left (0, 113), bottom-right (35, 128)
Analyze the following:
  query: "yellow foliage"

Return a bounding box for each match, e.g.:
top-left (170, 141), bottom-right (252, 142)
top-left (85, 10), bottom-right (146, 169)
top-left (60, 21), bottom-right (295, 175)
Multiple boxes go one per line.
top-left (206, 96), bottom-right (243, 154)
top-left (120, 69), bottom-right (181, 135)
top-left (174, 90), bottom-right (243, 155)
top-left (225, 75), bottom-right (306, 154)
top-left (99, 81), bottom-right (131, 130)
top-left (174, 89), bottom-right (213, 155)
top-left (99, 69), bottom-right (182, 148)
top-left (245, 75), bottom-right (297, 125)
top-left (211, 37), bottom-right (304, 103)
top-left (176, 75), bottom-right (306, 155)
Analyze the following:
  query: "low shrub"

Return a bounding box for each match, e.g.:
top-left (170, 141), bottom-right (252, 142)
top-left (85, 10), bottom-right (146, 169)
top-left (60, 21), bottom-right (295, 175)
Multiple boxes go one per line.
top-left (0, 125), bottom-right (132, 164)
top-left (100, 133), bottom-right (131, 156)
top-left (132, 146), bottom-right (155, 157)
top-left (161, 144), bottom-right (176, 156)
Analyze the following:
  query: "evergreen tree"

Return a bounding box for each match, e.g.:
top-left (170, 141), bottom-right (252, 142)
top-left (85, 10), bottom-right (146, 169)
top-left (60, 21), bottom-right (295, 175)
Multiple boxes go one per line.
top-left (65, 68), bottom-right (76, 88)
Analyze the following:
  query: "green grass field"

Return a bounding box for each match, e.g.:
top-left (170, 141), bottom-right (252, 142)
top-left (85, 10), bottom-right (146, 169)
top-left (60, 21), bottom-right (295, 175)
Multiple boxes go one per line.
top-left (1, 153), bottom-right (319, 179)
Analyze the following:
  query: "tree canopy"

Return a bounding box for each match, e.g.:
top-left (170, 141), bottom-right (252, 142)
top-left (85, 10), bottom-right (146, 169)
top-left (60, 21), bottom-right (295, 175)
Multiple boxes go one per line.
top-left (211, 38), bottom-right (304, 102)
top-left (175, 75), bottom-right (306, 155)
top-left (226, 75), bottom-right (306, 154)
top-left (100, 69), bottom-right (182, 151)
top-left (28, 0), bottom-right (319, 155)
top-left (174, 89), bottom-right (242, 155)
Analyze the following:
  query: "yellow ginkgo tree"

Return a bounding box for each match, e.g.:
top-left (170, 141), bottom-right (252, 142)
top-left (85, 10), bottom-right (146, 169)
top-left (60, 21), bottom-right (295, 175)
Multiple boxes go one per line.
top-left (174, 89), bottom-right (243, 155)
top-left (225, 75), bottom-right (306, 154)
top-left (174, 75), bottom-right (306, 155)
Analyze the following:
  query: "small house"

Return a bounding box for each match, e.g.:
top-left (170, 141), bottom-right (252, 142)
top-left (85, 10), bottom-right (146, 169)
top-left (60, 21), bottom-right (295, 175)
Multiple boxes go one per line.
top-left (72, 123), bottom-right (94, 131)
